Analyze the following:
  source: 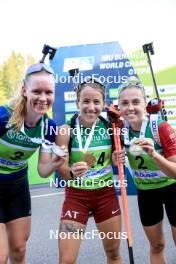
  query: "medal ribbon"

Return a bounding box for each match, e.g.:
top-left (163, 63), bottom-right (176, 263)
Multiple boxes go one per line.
top-left (20, 116), bottom-right (52, 148)
top-left (76, 117), bottom-right (97, 152)
top-left (124, 116), bottom-right (148, 145)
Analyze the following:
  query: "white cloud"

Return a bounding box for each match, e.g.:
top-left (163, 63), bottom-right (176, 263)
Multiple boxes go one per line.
top-left (0, 0), bottom-right (175, 69)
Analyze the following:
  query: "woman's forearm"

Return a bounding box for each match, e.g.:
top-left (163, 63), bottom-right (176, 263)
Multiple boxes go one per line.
top-left (38, 162), bottom-right (55, 178)
top-left (152, 152), bottom-right (176, 179)
top-left (38, 156), bottom-right (67, 178)
top-left (58, 165), bottom-right (73, 180)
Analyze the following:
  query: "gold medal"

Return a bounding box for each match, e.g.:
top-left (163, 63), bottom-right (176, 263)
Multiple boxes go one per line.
top-left (82, 153), bottom-right (96, 167)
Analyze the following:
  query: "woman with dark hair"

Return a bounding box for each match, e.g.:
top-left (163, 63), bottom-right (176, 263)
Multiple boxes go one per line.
top-left (57, 79), bottom-right (122, 264)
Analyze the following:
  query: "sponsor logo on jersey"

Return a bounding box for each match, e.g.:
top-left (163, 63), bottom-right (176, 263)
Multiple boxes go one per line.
top-left (7, 129), bottom-right (34, 143)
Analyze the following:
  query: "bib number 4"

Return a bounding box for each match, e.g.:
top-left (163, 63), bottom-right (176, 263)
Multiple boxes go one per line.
top-left (97, 152), bottom-right (105, 166)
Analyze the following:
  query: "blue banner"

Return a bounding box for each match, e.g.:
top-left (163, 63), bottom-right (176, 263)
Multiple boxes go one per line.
top-left (51, 41), bottom-right (137, 194)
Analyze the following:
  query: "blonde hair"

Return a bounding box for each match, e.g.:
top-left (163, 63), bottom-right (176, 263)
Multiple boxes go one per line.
top-left (6, 68), bottom-right (29, 131)
top-left (118, 76), bottom-right (146, 101)
top-left (7, 90), bottom-right (27, 131)
top-left (6, 66), bottom-right (55, 132)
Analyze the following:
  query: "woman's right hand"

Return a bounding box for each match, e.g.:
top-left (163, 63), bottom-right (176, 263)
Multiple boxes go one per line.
top-left (112, 148), bottom-right (126, 165)
top-left (70, 161), bottom-right (89, 178)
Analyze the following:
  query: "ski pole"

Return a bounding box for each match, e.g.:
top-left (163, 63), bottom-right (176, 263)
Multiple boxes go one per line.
top-left (40, 44), bottom-right (56, 63)
top-left (107, 104), bottom-right (134, 264)
top-left (142, 43), bottom-right (165, 120)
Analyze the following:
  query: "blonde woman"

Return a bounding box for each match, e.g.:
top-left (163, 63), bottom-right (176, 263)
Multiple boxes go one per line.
top-left (113, 77), bottom-right (176, 264)
top-left (0, 63), bottom-right (65, 264)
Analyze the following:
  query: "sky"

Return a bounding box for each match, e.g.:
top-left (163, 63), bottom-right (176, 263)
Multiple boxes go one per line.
top-left (0, 0), bottom-right (175, 70)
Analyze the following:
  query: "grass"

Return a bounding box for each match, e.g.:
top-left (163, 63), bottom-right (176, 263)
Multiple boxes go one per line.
top-left (28, 150), bottom-right (54, 185)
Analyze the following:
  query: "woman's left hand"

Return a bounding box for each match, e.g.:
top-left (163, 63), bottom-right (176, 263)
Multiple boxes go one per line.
top-left (112, 148), bottom-right (126, 165)
top-left (134, 138), bottom-right (157, 157)
top-left (51, 145), bottom-right (68, 171)
top-left (51, 155), bottom-right (66, 171)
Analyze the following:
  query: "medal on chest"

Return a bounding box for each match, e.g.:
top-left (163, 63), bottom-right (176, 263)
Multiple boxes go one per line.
top-left (82, 152), bottom-right (96, 167)
top-left (76, 117), bottom-right (97, 167)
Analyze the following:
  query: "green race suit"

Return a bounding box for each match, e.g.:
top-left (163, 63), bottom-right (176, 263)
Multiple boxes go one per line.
top-left (0, 106), bottom-right (55, 178)
top-left (69, 118), bottom-right (114, 190)
top-left (126, 119), bottom-right (176, 190)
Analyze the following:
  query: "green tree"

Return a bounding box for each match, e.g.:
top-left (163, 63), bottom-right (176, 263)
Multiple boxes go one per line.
top-left (0, 65), bottom-right (6, 103)
top-left (0, 52), bottom-right (35, 102)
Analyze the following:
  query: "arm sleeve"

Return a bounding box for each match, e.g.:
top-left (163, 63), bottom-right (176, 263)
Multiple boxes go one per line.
top-left (45, 118), bottom-right (57, 143)
top-left (159, 122), bottom-right (176, 158)
top-left (0, 106), bottom-right (10, 135)
top-left (40, 118), bottom-right (57, 153)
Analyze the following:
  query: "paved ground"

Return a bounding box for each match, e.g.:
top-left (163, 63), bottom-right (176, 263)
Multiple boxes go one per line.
top-left (26, 184), bottom-right (176, 264)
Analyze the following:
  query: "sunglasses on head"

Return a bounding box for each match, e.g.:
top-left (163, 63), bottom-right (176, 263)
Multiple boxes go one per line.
top-left (25, 63), bottom-right (55, 78)
top-left (118, 77), bottom-right (144, 91)
top-left (75, 77), bottom-right (105, 92)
